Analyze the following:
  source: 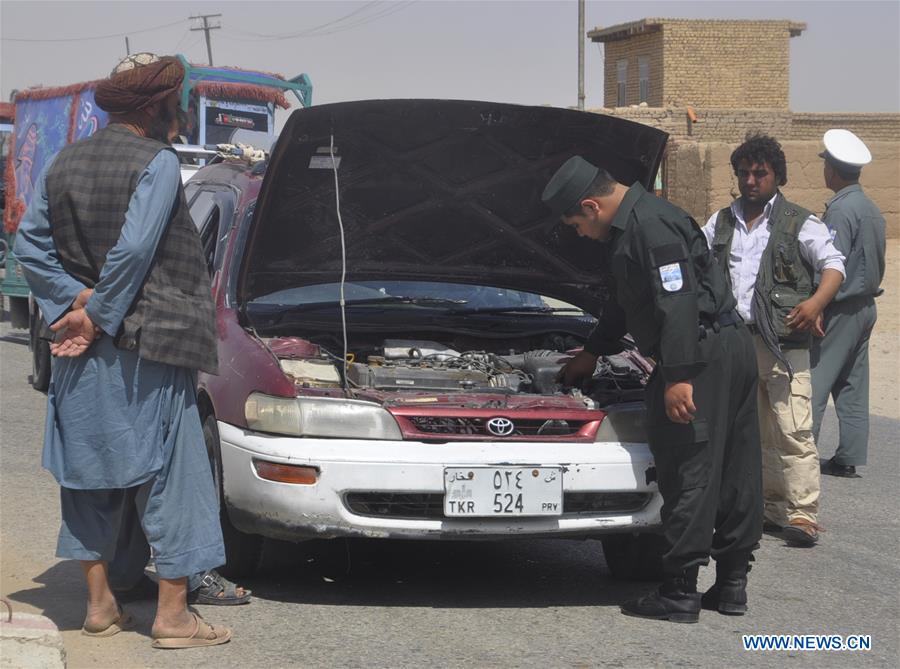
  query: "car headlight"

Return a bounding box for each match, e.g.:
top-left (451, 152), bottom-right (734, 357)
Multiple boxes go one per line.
top-left (244, 393), bottom-right (402, 440)
top-left (595, 404), bottom-right (647, 444)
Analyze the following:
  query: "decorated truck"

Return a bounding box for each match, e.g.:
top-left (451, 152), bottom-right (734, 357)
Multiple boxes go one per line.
top-left (0, 102), bottom-right (13, 269)
top-left (2, 56), bottom-right (312, 390)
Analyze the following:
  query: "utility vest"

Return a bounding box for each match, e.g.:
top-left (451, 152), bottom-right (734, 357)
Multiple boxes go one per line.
top-left (46, 125), bottom-right (218, 373)
top-left (711, 194), bottom-right (814, 350)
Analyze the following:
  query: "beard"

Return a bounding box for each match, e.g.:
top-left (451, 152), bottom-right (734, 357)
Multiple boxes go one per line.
top-left (146, 104), bottom-right (177, 144)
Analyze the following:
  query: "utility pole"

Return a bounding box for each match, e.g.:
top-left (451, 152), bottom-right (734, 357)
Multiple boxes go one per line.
top-left (190, 13), bottom-right (222, 66)
top-left (125, 36), bottom-right (131, 55)
top-left (577, 0), bottom-right (585, 111)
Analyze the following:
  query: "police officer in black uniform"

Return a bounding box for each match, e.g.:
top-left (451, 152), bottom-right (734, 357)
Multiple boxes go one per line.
top-left (544, 156), bottom-right (762, 623)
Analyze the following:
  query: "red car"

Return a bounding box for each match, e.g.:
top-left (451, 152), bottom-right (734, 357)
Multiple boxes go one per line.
top-left (185, 100), bottom-right (668, 581)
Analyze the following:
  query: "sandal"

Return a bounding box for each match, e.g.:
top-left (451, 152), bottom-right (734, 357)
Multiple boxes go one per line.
top-left (187, 570), bottom-right (251, 606)
top-left (82, 606), bottom-right (135, 637)
top-left (151, 612), bottom-right (232, 649)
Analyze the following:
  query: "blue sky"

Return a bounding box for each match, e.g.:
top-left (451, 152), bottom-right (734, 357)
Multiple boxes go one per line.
top-left (3, 0), bottom-right (898, 114)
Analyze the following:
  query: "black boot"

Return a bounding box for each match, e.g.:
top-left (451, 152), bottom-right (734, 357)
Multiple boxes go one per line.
top-left (620, 568), bottom-right (700, 623)
top-left (702, 558), bottom-right (750, 615)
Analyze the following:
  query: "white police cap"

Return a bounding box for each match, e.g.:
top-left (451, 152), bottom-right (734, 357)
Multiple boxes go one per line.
top-left (820, 129), bottom-right (872, 168)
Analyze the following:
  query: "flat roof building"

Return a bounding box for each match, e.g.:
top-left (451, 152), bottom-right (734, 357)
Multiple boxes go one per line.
top-left (588, 18), bottom-right (806, 109)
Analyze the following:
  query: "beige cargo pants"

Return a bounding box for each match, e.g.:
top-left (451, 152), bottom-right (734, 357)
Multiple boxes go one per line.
top-left (753, 336), bottom-right (819, 525)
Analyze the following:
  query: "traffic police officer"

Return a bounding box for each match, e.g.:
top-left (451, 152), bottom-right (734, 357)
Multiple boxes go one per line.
top-left (812, 130), bottom-right (886, 478)
top-left (544, 156), bottom-right (762, 623)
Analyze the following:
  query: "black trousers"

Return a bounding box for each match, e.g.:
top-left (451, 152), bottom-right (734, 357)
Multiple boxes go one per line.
top-left (645, 324), bottom-right (762, 574)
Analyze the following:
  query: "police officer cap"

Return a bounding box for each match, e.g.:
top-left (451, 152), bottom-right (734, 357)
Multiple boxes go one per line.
top-left (819, 129), bottom-right (872, 169)
top-left (542, 156), bottom-right (600, 216)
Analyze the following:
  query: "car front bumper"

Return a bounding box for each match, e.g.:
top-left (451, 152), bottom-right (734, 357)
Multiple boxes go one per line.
top-left (217, 421), bottom-right (662, 541)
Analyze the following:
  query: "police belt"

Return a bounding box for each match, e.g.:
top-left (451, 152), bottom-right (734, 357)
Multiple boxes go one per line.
top-left (698, 310), bottom-right (742, 340)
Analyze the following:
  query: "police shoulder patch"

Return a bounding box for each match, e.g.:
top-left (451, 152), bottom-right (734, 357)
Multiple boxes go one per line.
top-left (659, 263), bottom-right (684, 292)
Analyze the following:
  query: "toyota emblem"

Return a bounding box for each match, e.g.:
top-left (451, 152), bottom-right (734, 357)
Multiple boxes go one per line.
top-left (486, 417), bottom-right (515, 437)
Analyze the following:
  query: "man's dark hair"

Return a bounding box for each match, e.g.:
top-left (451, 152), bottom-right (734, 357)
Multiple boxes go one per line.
top-left (563, 168), bottom-right (616, 216)
top-left (730, 133), bottom-right (788, 187)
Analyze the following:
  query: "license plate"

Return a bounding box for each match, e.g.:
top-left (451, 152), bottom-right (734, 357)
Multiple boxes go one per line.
top-left (443, 467), bottom-right (563, 517)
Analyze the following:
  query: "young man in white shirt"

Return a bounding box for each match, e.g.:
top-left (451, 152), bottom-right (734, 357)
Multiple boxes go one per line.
top-left (701, 134), bottom-right (845, 547)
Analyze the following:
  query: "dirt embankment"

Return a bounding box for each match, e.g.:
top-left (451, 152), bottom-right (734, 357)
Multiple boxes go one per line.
top-left (867, 239), bottom-right (898, 419)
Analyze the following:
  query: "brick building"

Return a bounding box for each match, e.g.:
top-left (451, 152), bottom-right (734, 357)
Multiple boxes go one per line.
top-left (589, 18), bottom-right (805, 109)
top-left (586, 18), bottom-right (900, 236)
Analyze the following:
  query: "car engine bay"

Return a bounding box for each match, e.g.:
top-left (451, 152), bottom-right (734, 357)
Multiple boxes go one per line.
top-left (267, 335), bottom-right (651, 407)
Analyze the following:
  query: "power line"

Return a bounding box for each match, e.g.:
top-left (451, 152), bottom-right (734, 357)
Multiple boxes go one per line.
top-left (3, 19), bottom-right (187, 43)
top-left (308, 1), bottom-right (415, 37)
top-left (190, 14), bottom-right (222, 66)
top-left (301, 1), bottom-right (415, 37)
top-left (182, 35), bottom-right (207, 63)
top-left (223, 1), bottom-right (415, 42)
top-left (233, 1), bottom-right (383, 39)
top-left (578, 0), bottom-right (585, 111)
top-left (172, 28), bottom-right (193, 54)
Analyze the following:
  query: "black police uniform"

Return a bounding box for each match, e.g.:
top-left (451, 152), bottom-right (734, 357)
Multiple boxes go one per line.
top-left (544, 158), bottom-right (762, 620)
top-left (584, 183), bottom-right (762, 573)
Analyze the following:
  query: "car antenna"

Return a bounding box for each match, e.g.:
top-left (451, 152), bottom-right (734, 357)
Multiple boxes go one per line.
top-left (330, 132), bottom-right (351, 396)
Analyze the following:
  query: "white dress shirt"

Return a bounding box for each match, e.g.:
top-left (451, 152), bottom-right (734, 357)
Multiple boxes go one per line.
top-left (702, 193), bottom-right (845, 323)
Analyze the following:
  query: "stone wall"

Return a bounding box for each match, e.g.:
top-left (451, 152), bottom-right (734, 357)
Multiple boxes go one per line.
top-left (660, 20), bottom-right (794, 108)
top-left (591, 106), bottom-right (900, 143)
top-left (665, 140), bottom-right (899, 237)
top-left (788, 113), bottom-right (900, 142)
top-left (594, 105), bottom-right (794, 141)
top-left (662, 141), bottom-right (708, 220)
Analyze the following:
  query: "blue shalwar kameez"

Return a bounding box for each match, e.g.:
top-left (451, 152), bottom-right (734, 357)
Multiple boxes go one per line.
top-left (14, 150), bottom-right (225, 580)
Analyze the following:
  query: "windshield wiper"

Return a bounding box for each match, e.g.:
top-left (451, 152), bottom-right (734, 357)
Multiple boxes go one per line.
top-left (262, 296), bottom-right (468, 321)
top-left (453, 306), bottom-right (585, 316)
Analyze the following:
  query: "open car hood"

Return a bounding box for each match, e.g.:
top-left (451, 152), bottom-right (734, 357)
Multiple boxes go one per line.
top-left (239, 99), bottom-right (667, 314)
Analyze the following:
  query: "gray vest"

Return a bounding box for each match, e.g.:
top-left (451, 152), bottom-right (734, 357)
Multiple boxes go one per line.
top-left (712, 194), bottom-right (814, 350)
top-left (47, 124), bottom-right (218, 373)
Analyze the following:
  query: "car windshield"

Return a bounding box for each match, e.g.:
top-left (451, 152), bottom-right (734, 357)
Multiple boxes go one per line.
top-left (251, 281), bottom-right (585, 315)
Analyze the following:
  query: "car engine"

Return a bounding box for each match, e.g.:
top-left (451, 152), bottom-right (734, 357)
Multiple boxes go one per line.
top-left (276, 338), bottom-right (648, 405)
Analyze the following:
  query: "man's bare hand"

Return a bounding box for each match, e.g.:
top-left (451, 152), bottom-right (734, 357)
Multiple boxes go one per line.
top-left (557, 351), bottom-right (599, 387)
top-left (786, 297), bottom-right (824, 332)
top-left (664, 381), bottom-right (696, 424)
top-left (72, 288), bottom-right (94, 310)
top-left (50, 309), bottom-right (100, 358)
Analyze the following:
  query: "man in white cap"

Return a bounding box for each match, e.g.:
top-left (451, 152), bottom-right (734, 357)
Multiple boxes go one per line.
top-left (812, 130), bottom-right (886, 478)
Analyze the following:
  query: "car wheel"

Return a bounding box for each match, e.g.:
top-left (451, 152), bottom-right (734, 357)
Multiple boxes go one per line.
top-left (600, 533), bottom-right (666, 581)
top-left (202, 412), bottom-right (263, 579)
top-left (30, 317), bottom-right (51, 392)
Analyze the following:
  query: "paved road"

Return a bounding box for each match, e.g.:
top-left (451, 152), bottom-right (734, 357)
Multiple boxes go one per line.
top-left (1, 320), bottom-right (897, 668)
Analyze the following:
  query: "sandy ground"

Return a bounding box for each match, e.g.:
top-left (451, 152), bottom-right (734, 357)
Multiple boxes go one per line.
top-left (866, 239), bottom-right (899, 419)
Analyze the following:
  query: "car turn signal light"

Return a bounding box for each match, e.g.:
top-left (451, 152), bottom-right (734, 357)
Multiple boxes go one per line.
top-left (253, 459), bottom-right (319, 485)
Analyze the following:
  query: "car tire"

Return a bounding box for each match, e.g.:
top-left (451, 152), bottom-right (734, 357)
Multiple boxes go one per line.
top-left (600, 533), bottom-right (666, 581)
top-left (202, 412), bottom-right (263, 579)
top-left (30, 317), bottom-right (51, 392)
